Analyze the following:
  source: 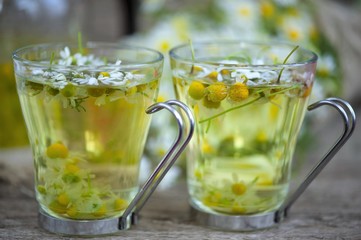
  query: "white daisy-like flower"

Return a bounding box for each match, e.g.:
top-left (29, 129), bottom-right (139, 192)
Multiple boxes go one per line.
top-left (73, 75), bottom-right (99, 86)
top-left (52, 73), bottom-right (67, 82)
top-left (32, 69), bottom-right (44, 75)
top-left (50, 73), bottom-right (68, 89)
top-left (58, 47), bottom-right (73, 66)
top-left (60, 46), bottom-right (71, 59)
top-left (97, 71), bottom-right (130, 86)
top-left (57, 47), bottom-right (108, 66)
top-left (109, 71), bottom-right (125, 79)
top-left (99, 77), bottom-right (126, 86)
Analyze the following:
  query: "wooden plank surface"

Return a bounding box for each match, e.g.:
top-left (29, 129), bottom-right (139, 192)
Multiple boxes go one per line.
top-left (1, 109), bottom-right (360, 239)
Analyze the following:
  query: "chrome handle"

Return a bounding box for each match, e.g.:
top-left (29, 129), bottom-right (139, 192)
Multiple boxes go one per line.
top-left (118, 100), bottom-right (194, 230)
top-left (275, 98), bottom-right (356, 222)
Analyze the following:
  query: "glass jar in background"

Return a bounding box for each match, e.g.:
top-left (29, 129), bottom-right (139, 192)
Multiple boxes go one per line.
top-left (0, 0), bottom-right (134, 148)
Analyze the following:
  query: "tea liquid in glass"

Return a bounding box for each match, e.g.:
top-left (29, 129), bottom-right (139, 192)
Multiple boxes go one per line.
top-left (173, 66), bottom-right (311, 215)
top-left (16, 74), bottom-right (159, 219)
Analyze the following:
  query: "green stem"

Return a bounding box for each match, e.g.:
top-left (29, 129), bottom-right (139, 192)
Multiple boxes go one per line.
top-left (78, 32), bottom-right (84, 55)
top-left (189, 39), bottom-right (196, 74)
top-left (277, 45), bottom-right (299, 83)
top-left (268, 84), bottom-right (301, 97)
top-left (199, 96), bottom-right (263, 124)
top-left (205, 119), bottom-right (212, 133)
top-left (198, 84), bottom-right (301, 125)
top-left (49, 52), bottom-right (55, 66)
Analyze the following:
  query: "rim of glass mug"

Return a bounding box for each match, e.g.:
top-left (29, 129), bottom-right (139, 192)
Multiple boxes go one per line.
top-left (13, 42), bottom-right (164, 72)
top-left (169, 40), bottom-right (318, 68)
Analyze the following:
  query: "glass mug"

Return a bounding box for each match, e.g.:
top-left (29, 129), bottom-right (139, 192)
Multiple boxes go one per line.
top-left (170, 41), bottom-right (355, 230)
top-left (13, 43), bottom-right (194, 235)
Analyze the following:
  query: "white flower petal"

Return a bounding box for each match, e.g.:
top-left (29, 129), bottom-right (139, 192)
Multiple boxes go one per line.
top-left (32, 69), bottom-right (44, 75)
top-left (53, 73), bottom-right (67, 81)
top-left (88, 77), bottom-right (99, 85)
top-left (110, 71), bottom-right (125, 79)
top-left (60, 47), bottom-right (70, 59)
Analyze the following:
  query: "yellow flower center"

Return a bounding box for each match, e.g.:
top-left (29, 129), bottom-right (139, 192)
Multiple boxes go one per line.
top-left (260, 2), bottom-right (275, 18)
top-left (207, 71), bottom-right (219, 80)
top-left (99, 71), bottom-right (110, 77)
top-left (231, 182), bottom-right (247, 195)
top-left (57, 193), bottom-right (70, 206)
top-left (159, 40), bottom-right (170, 53)
top-left (114, 198), bottom-right (128, 211)
top-left (256, 131), bottom-right (268, 142)
top-left (239, 7), bottom-right (251, 17)
top-left (156, 95), bottom-right (166, 103)
top-left (65, 163), bottom-right (80, 173)
top-left (188, 81), bottom-right (206, 100)
top-left (287, 28), bottom-right (301, 41)
top-left (206, 82), bottom-right (228, 103)
top-left (229, 83), bottom-right (249, 102)
top-left (46, 142), bottom-right (69, 159)
top-left (202, 142), bottom-right (214, 154)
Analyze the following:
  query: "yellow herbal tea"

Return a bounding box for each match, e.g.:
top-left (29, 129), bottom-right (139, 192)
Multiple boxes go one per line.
top-left (170, 42), bottom-right (316, 215)
top-left (14, 44), bottom-right (162, 220)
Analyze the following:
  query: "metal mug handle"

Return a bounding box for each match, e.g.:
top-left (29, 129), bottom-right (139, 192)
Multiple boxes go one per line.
top-left (118, 100), bottom-right (195, 230)
top-left (275, 97), bottom-right (356, 222)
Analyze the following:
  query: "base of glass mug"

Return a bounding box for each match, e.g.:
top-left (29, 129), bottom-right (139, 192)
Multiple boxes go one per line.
top-left (38, 208), bottom-right (129, 236)
top-left (190, 201), bottom-right (279, 231)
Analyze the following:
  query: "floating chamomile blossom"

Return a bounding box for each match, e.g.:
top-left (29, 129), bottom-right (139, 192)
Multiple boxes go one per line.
top-left (71, 71), bottom-right (133, 87)
top-left (58, 47), bottom-right (106, 66)
top-left (29, 47), bottom-right (136, 89)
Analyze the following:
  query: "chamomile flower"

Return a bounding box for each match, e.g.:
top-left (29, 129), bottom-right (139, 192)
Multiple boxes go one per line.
top-left (99, 71), bottom-right (129, 86)
top-left (58, 47), bottom-right (107, 66)
top-left (31, 47), bottom-right (137, 89)
top-left (51, 73), bottom-right (68, 88)
top-left (59, 46), bottom-right (71, 59)
top-left (220, 0), bottom-right (260, 38)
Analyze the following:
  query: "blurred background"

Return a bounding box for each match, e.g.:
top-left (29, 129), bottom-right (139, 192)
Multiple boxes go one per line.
top-left (0, 0), bottom-right (360, 185)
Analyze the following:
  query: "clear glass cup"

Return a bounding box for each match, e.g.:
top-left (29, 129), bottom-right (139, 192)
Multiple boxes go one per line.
top-left (13, 43), bottom-right (164, 220)
top-left (170, 41), bottom-right (317, 215)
